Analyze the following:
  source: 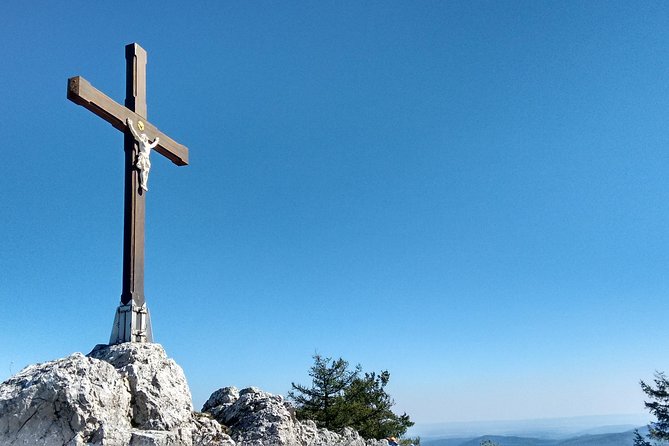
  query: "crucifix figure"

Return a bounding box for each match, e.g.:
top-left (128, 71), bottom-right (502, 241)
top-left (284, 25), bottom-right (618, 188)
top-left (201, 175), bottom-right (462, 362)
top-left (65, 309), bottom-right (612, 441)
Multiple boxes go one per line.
top-left (67, 43), bottom-right (189, 344)
top-left (127, 118), bottom-right (159, 191)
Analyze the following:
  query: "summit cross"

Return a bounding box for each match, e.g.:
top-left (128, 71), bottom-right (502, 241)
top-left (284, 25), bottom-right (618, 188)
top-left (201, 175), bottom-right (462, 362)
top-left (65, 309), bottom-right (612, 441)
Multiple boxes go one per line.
top-left (67, 43), bottom-right (189, 344)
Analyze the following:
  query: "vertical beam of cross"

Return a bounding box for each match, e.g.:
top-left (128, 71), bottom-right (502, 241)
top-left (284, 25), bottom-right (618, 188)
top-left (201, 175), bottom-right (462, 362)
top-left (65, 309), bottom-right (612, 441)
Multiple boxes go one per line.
top-left (122, 43), bottom-right (147, 307)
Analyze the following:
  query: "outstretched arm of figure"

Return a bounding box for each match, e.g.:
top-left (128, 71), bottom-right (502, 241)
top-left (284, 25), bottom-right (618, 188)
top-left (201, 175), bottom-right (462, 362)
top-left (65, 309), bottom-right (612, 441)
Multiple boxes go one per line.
top-left (126, 118), bottom-right (140, 140)
top-left (148, 137), bottom-right (160, 149)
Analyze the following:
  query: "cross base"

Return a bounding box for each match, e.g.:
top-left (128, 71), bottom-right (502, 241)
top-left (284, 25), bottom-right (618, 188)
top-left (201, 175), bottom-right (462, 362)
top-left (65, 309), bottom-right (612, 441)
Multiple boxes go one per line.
top-left (109, 301), bottom-right (153, 344)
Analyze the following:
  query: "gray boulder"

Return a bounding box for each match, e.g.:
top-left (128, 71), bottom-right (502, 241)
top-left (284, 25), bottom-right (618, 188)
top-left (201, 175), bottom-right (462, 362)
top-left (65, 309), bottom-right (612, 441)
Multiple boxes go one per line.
top-left (192, 412), bottom-right (236, 446)
top-left (89, 343), bottom-right (192, 431)
top-left (202, 386), bottom-right (240, 420)
top-left (0, 352), bottom-right (132, 445)
top-left (202, 386), bottom-right (388, 446)
top-left (0, 344), bottom-right (233, 446)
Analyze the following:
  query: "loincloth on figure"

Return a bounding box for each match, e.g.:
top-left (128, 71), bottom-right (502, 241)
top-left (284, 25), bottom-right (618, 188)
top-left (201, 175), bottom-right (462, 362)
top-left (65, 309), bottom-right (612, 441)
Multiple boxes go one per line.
top-left (136, 154), bottom-right (151, 171)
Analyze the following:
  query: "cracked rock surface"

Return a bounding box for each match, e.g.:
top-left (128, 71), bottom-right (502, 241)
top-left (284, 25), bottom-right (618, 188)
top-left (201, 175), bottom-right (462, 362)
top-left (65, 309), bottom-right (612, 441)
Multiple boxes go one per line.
top-left (0, 345), bottom-right (384, 446)
top-left (202, 386), bottom-right (388, 446)
top-left (89, 343), bottom-right (193, 431)
top-left (0, 352), bottom-right (132, 445)
top-left (0, 344), bottom-right (232, 446)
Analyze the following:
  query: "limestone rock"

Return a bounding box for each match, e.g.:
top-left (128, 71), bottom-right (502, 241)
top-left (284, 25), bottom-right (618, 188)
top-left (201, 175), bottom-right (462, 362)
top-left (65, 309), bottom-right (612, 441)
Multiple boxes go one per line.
top-left (202, 386), bottom-right (240, 421)
top-left (192, 412), bottom-right (236, 446)
top-left (203, 386), bottom-right (389, 446)
top-left (1, 343), bottom-right (385, 446)
top-left (0, 344), bottom-right (234, 446)
top-left (88, 342), bottom-right (193, 431)
top-left (0, 352), bottom-right (132, 445)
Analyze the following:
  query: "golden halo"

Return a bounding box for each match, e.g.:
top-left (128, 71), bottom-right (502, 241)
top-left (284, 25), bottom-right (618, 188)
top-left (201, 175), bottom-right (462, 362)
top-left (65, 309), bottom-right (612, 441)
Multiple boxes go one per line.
top-left (138, 121), bottom-right (145, 131)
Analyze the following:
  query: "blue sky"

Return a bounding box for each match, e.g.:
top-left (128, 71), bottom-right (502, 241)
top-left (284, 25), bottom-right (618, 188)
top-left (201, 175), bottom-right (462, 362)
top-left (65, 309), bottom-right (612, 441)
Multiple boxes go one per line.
top-left (2, 1), bottom-right (669, 428)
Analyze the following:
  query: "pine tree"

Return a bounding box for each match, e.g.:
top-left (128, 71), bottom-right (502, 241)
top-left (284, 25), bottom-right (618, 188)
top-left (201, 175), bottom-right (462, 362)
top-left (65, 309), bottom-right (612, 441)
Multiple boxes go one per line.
top-left (289, 355), bottom-right (414, 439)
top-left (288, 355), bottom-right (360, 429)
top-left (342, 371), bottom-right (414, 439)
top-left (635, 372), bottom-right (669, 446)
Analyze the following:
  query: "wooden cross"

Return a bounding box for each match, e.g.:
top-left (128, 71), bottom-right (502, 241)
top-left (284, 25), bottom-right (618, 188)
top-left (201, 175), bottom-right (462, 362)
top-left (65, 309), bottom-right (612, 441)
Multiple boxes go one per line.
top-left (67, 43), bottom-right (189, 344)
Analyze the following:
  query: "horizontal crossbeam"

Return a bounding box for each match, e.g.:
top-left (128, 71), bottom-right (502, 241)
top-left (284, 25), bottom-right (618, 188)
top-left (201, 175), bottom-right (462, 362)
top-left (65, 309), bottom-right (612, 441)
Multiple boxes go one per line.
top-left (67, 76), bottom-right (189, 166)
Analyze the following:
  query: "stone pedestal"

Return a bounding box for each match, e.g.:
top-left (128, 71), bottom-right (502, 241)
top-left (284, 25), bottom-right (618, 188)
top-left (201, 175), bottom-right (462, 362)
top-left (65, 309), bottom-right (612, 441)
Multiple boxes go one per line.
top-left (109, 301), bottom-right (153, 344)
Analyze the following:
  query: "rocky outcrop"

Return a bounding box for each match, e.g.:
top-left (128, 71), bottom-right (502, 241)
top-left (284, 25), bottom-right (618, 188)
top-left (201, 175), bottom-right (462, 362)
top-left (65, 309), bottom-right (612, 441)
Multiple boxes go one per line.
top-left (202, 386), bottom-right (388, 446)
top-left (0, 352), bottom-right (132, 445)
top-left (89, 343), bottom-right (193, 432)
top-left (192, 412), bottom-right (235, 446)
top-left (0, 345), bottom-right (387, 446)
top-left (0, 344), bottom-right (233, 446)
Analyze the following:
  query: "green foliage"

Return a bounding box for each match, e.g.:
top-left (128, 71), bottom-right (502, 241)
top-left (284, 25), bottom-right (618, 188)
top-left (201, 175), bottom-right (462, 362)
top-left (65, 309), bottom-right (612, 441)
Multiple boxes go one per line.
top-left (289, 354), bottom-right (414, 440)
top-left (399, 437), bottom-right (420, 445)
top-left (635, 372), bottom-right (669, 446)
top-left (480, 440), bottom-right (500, 446)
top-left (288, 355), bottom-right (360, 427)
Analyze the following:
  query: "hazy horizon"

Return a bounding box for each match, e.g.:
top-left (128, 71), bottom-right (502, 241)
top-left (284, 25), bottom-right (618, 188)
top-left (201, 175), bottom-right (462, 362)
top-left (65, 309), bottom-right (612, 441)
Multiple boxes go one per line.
top-left (409, 412), bottom-right (649, 439)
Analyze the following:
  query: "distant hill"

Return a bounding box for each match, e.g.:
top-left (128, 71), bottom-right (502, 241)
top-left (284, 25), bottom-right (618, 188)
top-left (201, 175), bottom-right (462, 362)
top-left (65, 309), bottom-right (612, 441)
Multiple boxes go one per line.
top-left (456, 436), bottom-right (557, 446)
top-left (423, 428), bottom-right (644, 446)
top-left (411, 414), bottom-right (648, 440)
top-left (557, 430), bottom-right (637, 445)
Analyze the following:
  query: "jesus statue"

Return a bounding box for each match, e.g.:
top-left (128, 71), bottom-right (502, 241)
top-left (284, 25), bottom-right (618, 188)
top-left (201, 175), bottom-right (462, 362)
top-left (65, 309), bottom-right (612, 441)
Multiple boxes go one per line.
top-left (127, 118), bottom-right (160, 191)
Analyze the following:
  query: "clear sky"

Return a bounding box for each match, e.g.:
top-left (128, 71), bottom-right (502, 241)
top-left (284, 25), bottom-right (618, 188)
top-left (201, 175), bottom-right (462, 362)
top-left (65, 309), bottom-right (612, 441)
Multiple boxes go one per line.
top-left (1, 0), bottom-right (668, 429)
